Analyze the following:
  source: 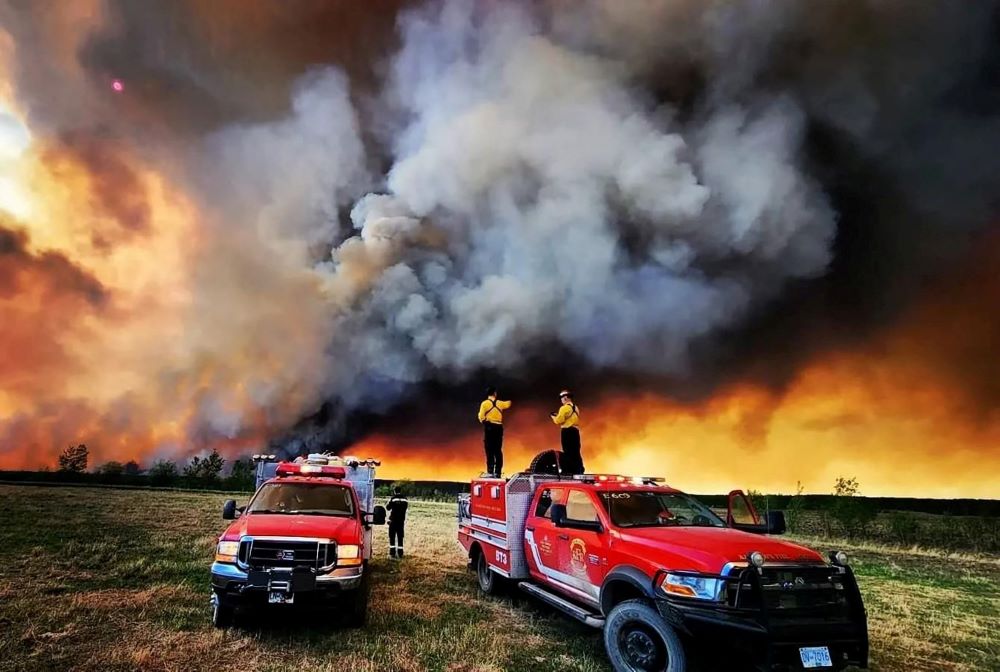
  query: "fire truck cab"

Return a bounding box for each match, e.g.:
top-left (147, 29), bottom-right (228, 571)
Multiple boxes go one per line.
top-left (210, 454), bottom-right (385, 628)
top-left (458, 464), bottom-right (868, 671)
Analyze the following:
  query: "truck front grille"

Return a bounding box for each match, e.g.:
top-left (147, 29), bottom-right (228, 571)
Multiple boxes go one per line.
top-left (239, 538), bottom-right (333, 570)
top-left (727, 565), bottom-right (848, 613)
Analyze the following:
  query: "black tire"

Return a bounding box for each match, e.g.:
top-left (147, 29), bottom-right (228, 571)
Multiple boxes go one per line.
top-left (604, 599), bottom-right (686, 672)
top-left (527, 449), bottom-right (563, 475)
top-left (476, 550), bottom-right (504, 595)
top-left (211, 592), bottom-right (235, 629)
top-left (343, 571), bottom-right (371, 628)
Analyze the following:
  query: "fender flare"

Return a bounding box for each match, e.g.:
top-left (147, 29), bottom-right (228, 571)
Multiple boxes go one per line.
top-left (599, 565), bottom-right (656, 615)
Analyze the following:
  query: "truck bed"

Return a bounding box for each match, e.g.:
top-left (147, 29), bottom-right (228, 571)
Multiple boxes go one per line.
top-left (457, 473), bottom-right (561, 579)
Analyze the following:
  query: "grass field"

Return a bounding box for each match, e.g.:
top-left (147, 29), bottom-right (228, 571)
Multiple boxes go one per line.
top-left (0, 485), bottom-right (997, 672)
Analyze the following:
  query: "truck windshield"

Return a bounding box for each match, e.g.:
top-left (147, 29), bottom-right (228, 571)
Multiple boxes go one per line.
top-left (598, 491), bottom-right (724, 528)
top-left (247, 483), bottom-right (354, 517)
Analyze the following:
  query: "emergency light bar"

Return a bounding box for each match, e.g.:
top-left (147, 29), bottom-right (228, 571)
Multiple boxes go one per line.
top-left (251, 454), bottom-right (277, 463)
top-left (298, 454), bottom-right (382, 469)
top-left (275, 462), bottom-right (346, 478)
top-left (572, 474), bottom-right (666, 485)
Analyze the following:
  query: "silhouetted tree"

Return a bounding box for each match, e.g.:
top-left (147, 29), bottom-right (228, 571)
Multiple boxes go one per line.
top-left (123, 460), bottom-right (141, 476)
top-left (184, 450), bottom-right (225, 481)
top-left (228, 458), bottom-right (255, 490)
top-left (57, 444), bottom-right (89, 473)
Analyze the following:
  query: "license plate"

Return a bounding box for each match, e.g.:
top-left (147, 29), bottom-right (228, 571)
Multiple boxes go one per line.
top-left (268, 591), bottom-right (293, 604)
top-left (799, 646), bottom-right (833, 668)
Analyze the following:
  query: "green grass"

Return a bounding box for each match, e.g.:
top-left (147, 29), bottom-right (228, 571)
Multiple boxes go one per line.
top-left (0, 485), bottom-right (996, 671)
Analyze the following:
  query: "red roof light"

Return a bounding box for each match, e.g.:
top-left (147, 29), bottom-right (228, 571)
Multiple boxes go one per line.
top-left (275, 463), bottom-right (346, 478)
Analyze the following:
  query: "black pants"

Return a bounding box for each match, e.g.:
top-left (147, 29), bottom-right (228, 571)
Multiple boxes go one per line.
top-left (389, 521), bottom-right (405, 557)
top-left (483, 422), bottom-right (504, 476)
top-left (560, 427), bottom-right (584, 475)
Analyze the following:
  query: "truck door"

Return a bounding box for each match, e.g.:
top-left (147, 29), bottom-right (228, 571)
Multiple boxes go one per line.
top-left (525, 487), bottom-right (565, 581)
top-left (552, 489), bottom-right (608, 605)
top-left (727, 490), bottom-right (760, 526)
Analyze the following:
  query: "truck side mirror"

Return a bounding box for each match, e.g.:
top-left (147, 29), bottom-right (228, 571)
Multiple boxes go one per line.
top-left (222, 499), bottom-right (238, 520)
top-left (550, 503), bottom-right (567, 526)
top-left (372, 505), bottom-right (387, 526)
top-left (766, 510), bottom-right (786, 535)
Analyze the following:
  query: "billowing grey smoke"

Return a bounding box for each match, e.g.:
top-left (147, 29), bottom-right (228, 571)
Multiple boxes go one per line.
top-left (288, 1), bottom-right (834, 415)
top-left (190, 0), bottom-right (999, 447)
top-left (2, 0), bottom-right (997, 459)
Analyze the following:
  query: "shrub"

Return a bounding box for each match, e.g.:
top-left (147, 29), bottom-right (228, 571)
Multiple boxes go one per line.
top-left (887, 511), bottom-right (921, 545)
top-left (227, 458), bottom-right (256, 490)
top-left (391, 479), bottom-right (414, 496)
top-left (97, 461), bottom-right (125, 477)
top-left (148, 460), bottom-right (179, 485)
top-left (825, 476), bottom-right (877, 538)
top-left (784, 482), bottom-right (808, 534)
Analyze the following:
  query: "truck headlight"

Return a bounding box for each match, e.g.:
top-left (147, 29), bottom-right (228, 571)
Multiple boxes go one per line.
top-left (337, 544), bottom-right (362, 566)
top-left (338, 544), bottom-right (360, 559)
top-left (215, 541), bottom-right (239, 563)
top-left (657, 573), bottom-right (723, 601)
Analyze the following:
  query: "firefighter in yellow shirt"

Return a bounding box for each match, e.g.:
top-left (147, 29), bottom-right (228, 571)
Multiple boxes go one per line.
top-left (478, 387), bottom-right (512, 477)
top-left (551, 389), bottom-right (584, 475)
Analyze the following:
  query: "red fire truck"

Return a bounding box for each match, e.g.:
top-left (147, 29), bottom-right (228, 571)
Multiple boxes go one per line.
top-left (210, 454), bottom-right (385, 628)
top-left (458, 456), bottom-right (868, 671)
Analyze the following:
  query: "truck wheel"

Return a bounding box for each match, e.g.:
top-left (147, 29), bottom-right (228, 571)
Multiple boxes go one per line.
top-left (476, 551), bottom-right (504, 595)
top-left (211, 592), bottom-right (235, 629)
top-left (343, 572), bottom-right (371, 628)
top-left (604, 600), bottom-right (685, 672)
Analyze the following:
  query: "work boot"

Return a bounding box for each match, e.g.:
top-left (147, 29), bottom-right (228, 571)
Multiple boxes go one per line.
top-left (389, 547), bottom-right (397, 559)
top-left (397, 548), bottom-right (404, 558)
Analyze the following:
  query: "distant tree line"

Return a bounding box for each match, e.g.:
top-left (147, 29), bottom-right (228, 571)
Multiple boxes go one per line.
top-left (6, 449), bottom-right (999, 524)
top-left (27, 443), bottom-right (258, 491)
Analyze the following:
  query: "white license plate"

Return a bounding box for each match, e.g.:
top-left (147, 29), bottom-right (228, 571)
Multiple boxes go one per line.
top-left (799, 646), bottom-right (833, 668)
top-left (268, 591), bottom-right (293, 604)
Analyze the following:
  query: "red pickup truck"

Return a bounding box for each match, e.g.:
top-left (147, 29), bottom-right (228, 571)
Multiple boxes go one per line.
top-left (458, 460), bottom-right (868, 671)
top-left (211, 455), bottom-right (385, 628)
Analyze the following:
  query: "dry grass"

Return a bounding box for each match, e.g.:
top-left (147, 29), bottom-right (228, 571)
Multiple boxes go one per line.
top-left (0, 485), bottom-right (996, 671)
top-left (786, 535), bottom-right (1000, 672)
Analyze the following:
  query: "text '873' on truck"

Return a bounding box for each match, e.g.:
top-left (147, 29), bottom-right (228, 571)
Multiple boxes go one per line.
top-left (210, 454), bottom-right (385, 628)
top-left (458, 453), bottom-right (868, 672)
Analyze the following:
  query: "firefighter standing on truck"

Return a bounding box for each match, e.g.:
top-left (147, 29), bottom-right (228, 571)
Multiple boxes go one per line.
top-left (551, 389), bottom-right (584, 475)
top-left (478, 386), bottom-right (511, 477)
top-left (386, 487), bottom-right (409, 558)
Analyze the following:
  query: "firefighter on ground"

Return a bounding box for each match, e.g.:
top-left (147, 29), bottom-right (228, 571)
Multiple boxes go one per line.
top-left (551, 389), bottom-right (584, 475)
top-left (386, 486), bottom-right (409, 559)
top-left (478, 386), bottom-right (511, 478)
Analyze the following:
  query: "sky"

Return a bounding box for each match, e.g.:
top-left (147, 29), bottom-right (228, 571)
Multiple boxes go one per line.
top-left (0, 1), bottom-right (998, 498)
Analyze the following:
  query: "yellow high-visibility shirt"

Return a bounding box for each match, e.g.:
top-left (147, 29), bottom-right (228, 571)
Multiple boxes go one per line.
top-left (478, 398), bottom-right (511, 425)
top-left (552, 402), bottom-right (580, 429)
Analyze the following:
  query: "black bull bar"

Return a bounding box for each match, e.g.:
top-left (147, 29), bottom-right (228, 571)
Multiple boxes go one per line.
top-left (650, 564), bottom-right (869, 670)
